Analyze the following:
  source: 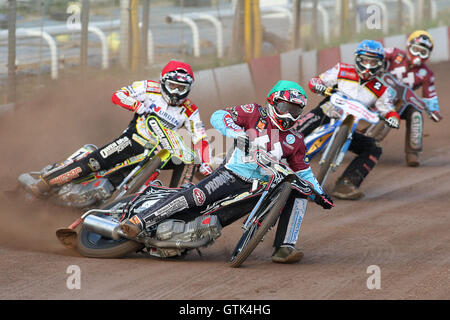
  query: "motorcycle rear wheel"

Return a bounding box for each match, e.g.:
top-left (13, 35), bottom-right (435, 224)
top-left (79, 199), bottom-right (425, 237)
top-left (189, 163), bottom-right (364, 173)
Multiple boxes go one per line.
top-left (316, 125), bottom-right (349, 185)
top-left (228, 181), bottom-right (292, 268)
top-left (77, 195), bottom-right (144, 258)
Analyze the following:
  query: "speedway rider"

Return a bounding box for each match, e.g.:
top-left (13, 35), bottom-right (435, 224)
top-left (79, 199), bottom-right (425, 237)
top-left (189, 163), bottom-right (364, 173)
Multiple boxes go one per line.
top-left (297, 40), bottom-right (400, 200)
top-left (30, 60), bottom-right (213, 196)
top-left (384, 30), bottom-right (442, 167)
top-left (120, 80), bottom-right (334, 264)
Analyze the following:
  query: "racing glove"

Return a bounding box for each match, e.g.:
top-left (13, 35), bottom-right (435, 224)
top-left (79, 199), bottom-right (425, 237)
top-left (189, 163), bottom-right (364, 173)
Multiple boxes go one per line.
top-left (313, 83), bottom-right (329, 95)
top-left (430, 111), bottom-right (443, 122)
top-left (236, 134), bottom-right (250, 154)
top-left (199, 163), bottom-right (213, 176)
top-left (423, 97), bottom-right (442, 122)
top-left (384, 111), bottom-right (400, 129)
top-left (134, 101), bottom-right (149, 115)
top-left (314, 193), bottom-right (334, 209)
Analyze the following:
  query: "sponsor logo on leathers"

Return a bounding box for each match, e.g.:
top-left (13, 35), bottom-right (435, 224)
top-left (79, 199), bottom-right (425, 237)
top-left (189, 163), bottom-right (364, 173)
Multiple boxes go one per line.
top-left (193, 188), bottom-right (206, 206)
top-left (100, 137), bottom-right (132, 159)
top-left (143, 196), bottom-right (189, 224)
top-left (88, 158), bottom-right (101, 172)
top-left (204, 170), bottom-right (236, 195)
top-left (49, 167), bottom-right (82, 186)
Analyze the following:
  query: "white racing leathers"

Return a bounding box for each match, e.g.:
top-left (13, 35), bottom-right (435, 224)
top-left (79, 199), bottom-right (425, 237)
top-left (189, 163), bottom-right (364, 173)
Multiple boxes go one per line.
top-left (311, 62), bottom-right (395, 119)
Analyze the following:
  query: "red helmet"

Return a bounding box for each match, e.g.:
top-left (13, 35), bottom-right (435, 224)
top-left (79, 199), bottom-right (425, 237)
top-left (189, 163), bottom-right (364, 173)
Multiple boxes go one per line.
top-left (160, 60), bottom-right (195, 106)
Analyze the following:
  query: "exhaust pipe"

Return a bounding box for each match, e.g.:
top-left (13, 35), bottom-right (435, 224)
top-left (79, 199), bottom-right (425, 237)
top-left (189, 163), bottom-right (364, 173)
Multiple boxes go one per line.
top-left (83, 215), bottom-right (212, 249)
top-left (143, 235), bottom-right (211, 249)
top-left (83, 215), bottom-right (127, 240)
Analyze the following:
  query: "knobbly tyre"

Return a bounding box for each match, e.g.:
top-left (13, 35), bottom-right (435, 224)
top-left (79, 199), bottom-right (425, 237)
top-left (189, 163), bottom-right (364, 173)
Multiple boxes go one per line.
top-left (303, 88), bottom-right (386, 185)
top-left (228, 147), bottom-right (328, 268)
top-left (56, 148), bottom-right (329, 262)
top-left (363, 72), bottom-right (442, 141)
top-left (17, 116), bottom-right (197, 209)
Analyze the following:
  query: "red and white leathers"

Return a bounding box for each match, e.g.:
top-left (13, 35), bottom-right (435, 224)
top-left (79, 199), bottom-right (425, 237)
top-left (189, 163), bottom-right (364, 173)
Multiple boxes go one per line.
top-left (112, 79), bottom-right (212, 174)
top-left (385, 47), bottom-right (438, 101)
top-left (309, 62), bottom-right (398, 121)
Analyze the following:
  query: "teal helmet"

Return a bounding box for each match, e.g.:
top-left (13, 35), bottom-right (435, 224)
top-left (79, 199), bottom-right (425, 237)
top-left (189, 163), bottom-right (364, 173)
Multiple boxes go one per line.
top-left (266, 80), bottom-right (308, 131)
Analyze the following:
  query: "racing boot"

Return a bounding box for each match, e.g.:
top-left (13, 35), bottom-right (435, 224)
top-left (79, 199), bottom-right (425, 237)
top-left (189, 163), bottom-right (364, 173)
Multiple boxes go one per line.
top-left (28, 177), bottom-right (52, 198)
top-left (271, 244), bottom-right (304, 264)
top-left (331, 177), bottom-right (365, 200)
top-left (120, 216), bottom-right (144, 238)
top-left (406, 152), bottom-right (420, 167)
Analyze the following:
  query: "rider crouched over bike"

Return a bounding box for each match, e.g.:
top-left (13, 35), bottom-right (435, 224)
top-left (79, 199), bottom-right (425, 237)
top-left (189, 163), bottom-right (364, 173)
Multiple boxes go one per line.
top-left (29, 60), bottom-right (213, 196)
top-left (297, 40), bottom-right (400, 200)
top-left (120, 80), bottom-right (334, 264)
top-left (384, 30), bottom-right (442, 167)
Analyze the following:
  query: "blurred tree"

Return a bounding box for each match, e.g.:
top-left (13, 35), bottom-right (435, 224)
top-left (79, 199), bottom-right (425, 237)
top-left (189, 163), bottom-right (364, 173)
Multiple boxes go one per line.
top-left (231, 0), bottom-right (245, 60)
top-left (291, 0), bottom-right (301, 49)
top-left (8, 0), bottom-right (16, 104)
top-left (80, 0), bottom-right (90, 72)
top-left (130, 0), bottom-right (140, 72)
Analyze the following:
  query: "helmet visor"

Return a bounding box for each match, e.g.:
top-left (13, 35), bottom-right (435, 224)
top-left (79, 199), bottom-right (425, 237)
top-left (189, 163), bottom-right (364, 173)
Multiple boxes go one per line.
top-left (165, 80), bottom-right (190, 95)
top-left (274, 100), bottom-right (304, 120)
top-left (409, 44), bottom-right (430, 59)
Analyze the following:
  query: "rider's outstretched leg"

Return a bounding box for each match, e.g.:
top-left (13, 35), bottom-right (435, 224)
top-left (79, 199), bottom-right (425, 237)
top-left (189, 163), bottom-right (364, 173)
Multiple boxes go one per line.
top-left (120, 165), bottom-right (252, 238)
top-left (332, 133), bottom-right (382, 200)
top-left (272, 196), bottom-right (308, 263)
top-left (404, 106), bottom-right (423, 167)
top-left (29, 133), bottom-right (143, 198)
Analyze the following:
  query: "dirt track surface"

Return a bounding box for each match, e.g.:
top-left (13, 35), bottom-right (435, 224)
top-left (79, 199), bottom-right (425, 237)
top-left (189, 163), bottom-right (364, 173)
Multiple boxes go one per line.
top-left (1, 63), bottom-right (449, 300)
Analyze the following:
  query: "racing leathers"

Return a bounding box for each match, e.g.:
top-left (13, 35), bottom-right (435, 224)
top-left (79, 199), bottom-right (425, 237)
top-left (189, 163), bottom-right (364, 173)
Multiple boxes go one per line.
top-left (384, 47), bottom-right (442, 164)
top-left (40, 80), bottom-right (212, 189)
top-left (124, 103), bottom-right (332, 256)
top-left (297, 62), bottom-right (399, 198)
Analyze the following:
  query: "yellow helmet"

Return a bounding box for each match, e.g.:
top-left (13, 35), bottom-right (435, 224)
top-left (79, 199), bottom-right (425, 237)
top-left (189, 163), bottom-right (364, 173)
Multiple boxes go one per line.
top-left (406, 30), bottom-right (433, 65)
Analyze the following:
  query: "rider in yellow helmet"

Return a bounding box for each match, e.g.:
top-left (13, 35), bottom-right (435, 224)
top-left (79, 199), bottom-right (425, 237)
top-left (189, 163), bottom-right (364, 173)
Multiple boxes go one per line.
top-left (384, 30), bottom-right (442, 167)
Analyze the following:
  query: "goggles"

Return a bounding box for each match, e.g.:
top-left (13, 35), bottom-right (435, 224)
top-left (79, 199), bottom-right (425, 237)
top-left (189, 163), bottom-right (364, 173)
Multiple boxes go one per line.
top-left (165, 80), bottom-right (190, 95)
top-left (274, 100), bottom-right (304, 120)
top-left (409, 44), bottom-right (430, 59)
top-left (356, 55), bottom-right (383, 69)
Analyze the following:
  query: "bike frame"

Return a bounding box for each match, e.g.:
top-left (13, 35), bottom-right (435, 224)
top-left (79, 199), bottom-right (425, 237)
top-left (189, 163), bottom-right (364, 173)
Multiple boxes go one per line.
top-left (241, 148), bottom-right (316, 232)
top-left (304, 92), bottom-right (380, 169)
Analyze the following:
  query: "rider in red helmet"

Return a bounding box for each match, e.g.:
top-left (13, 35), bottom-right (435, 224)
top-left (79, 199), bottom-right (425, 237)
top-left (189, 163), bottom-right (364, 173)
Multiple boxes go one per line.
top-left (29, 60), bottom-right (213, 197)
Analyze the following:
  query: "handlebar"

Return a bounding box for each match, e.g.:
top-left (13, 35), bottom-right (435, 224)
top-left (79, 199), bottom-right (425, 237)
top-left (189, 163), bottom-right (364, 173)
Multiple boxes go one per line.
top-left (323, 87), bottom-right (336, 97)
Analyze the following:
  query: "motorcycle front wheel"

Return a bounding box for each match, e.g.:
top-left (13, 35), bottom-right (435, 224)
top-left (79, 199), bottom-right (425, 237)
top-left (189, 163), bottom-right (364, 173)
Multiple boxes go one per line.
top-left (77, 195), bottom-right (144, 258)
top-left (316, 125), bottom-right (349, 185)
top-left (228, 181), bottom-right (292, 268)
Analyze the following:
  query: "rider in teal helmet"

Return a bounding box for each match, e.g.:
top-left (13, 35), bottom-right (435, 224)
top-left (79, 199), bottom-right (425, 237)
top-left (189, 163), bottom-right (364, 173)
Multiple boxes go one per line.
top-left (120, 80), bottom-right (333, 264)
top-left (266, 80), bottom-right (308, 131)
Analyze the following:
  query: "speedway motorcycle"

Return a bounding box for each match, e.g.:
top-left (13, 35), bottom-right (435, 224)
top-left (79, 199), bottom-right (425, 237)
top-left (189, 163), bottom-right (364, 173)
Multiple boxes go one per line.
top-left (56, 146), bottom-right (327, 267)
top-left (18, 116), bottom-right (197, 208)
top-left (363, 72), bottom-right (442, 141)
top-left (303, 88), bottom-right (381, 185)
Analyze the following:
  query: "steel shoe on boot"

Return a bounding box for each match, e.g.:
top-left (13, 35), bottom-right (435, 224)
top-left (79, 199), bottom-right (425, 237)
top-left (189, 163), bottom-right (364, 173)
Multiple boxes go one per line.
top-left (271, 245), bottom-right (304, 264)
top-left (331, 177), bottom-right (365, 200)
top-left (406, 152), bottom-right (420, 167)
top-left (28, 178), bottom-right (51, 198)
top-left (120, 216), bottom-right (144, 239)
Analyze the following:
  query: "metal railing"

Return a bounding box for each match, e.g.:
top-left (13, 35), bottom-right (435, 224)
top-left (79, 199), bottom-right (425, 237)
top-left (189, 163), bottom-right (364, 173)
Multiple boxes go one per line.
top-left (0, 20), bottom-right (154, 79)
